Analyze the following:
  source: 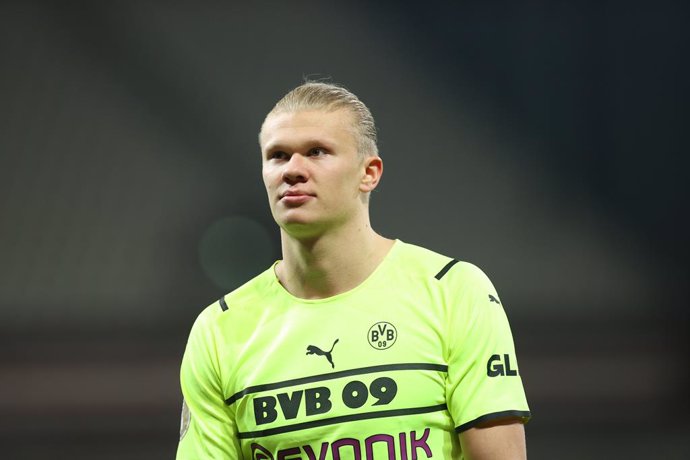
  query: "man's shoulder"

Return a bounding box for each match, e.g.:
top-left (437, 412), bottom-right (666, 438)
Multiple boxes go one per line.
top-left (396, 240), bottom-right (451, 267)
top-left (396, 240), bottom-right (488, 284)
top-left (193, 264), bottom-right (277, 324)
top-left (221, 264), bottom-right (277, 307)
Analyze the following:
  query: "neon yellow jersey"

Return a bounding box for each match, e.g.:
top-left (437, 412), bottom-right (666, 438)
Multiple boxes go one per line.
top-left (177, 240), bottom-right (530, 459)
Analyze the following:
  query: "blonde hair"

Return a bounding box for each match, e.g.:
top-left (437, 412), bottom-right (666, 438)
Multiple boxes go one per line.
top-left (262, 82), bottom-right (379, 158)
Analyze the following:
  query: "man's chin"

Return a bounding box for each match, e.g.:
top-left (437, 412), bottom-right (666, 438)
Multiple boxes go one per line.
top-left (279, 219), bottom-right (328, 240)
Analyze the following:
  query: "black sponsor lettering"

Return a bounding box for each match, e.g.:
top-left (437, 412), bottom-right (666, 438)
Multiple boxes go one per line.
top-left (252, 378), bottom-right (400, 425)
top-left (342, 377), bottom-right (399, 409)
top-left (254, 397), bottom-right (278, 425)
top-left (277, 391), bottom-right (303, 420)
top-left (305, 387), bottom-right (332, 416)
top-left (370, 377), bottom-right (397, 406)
top-left (342, 380), bottom-right (368, 409)
top-left (504, 354), bottom-right (518, 376)
top-left (487, 354), bottom-right (502, 377)
top-left (487, 354), bottom-right (519, 377)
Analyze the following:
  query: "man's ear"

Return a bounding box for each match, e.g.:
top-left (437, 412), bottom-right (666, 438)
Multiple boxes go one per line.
top-left (359, 155), bottom-right (383, 193)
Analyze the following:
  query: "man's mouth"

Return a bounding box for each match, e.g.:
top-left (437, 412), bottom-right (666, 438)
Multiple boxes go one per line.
top-left (280, 190), bottom-right (314, 204)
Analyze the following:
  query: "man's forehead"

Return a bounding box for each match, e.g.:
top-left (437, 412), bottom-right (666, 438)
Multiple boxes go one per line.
top-left (264, 108), bottom-right (353, 129)
top-left (260, 109), bottom-right (356, 148)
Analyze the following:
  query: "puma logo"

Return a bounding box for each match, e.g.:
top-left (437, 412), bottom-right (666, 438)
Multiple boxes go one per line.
top-left (489, 294), bottom-right (501, 304)
top-left (306, 339), bottom-right (339, 368)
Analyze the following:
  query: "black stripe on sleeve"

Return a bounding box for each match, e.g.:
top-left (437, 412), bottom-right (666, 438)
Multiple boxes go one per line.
top-left (435, 259), bottom-right (459, 280)
top-left (237, 404), bottom-right (448, 439)
top-left (455, 410), bottom-right (532, 433)
top-left (219, 296), bottom-right (229, 312)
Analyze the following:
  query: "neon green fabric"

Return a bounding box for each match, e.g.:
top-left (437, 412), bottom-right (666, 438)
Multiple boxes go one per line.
top-left (177, 240), bottom-right (530, 459)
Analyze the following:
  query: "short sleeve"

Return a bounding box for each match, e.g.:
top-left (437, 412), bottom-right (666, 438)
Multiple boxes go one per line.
top-left (176, 307), bottom-right (241, 459)
top-left (443, 262), bottom-right (531, 433)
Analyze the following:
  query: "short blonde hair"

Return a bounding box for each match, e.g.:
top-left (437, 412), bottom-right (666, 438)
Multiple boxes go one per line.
top-left (262, 82), bottom-right (379, 158)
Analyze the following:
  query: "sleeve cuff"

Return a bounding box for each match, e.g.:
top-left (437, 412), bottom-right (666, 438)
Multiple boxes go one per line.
top-left (455, 410), bottom-right (532, 433)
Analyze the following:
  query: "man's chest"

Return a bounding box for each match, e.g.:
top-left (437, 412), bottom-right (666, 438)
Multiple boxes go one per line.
top-left (219, 299), bottom-right (456, 457)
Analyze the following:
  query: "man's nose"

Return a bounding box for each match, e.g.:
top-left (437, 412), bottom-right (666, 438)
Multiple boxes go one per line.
top-left (282, 153), bottom-right (309, 183)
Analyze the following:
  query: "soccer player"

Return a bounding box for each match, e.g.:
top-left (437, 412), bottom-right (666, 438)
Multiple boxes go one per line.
top-left (177, 82), bottom-right (530, 459)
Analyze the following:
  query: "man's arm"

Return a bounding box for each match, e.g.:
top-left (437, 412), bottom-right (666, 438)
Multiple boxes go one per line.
top-left (441, 262), bottom-right (531, 458)
top-left (459, 419), bottom-right (526, 460)
top-left (177, 304), bottom-right (241, 459)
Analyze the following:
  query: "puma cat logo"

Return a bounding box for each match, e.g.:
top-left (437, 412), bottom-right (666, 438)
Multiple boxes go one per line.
top-left (306, 339), bottom-right (339, 368)
top-left (489, 294), bottom-right (501, 304)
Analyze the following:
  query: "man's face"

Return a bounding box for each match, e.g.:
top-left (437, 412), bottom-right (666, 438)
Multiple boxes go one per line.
top-left (260, 109), bottom-right (367, 236)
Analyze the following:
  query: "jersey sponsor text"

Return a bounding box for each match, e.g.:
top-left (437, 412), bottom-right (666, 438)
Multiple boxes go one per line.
top-left (250, 428), bottom-right (432, 460)
top-left (253, 377), bottom-right (398, 425)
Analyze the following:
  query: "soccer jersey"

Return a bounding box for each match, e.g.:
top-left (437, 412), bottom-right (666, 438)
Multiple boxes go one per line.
top-left (177, 240), bottom-right (530, 459)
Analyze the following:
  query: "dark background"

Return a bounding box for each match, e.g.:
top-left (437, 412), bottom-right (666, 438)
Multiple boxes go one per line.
top-left (1, 1), bottom-right (688, 458)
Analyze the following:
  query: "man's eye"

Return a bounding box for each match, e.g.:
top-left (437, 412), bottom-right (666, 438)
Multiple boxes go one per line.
top-left (270, 151), bottom-right (288, 160)
top-left (308, 148), bottom-right (326, 156)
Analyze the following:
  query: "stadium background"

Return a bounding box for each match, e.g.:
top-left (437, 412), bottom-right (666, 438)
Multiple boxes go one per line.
top-left (1, 1), bottom-right (688, 458)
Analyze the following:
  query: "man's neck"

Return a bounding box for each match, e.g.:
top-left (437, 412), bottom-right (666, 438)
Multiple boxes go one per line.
top-left (276, 221), bottom-right (394, 300)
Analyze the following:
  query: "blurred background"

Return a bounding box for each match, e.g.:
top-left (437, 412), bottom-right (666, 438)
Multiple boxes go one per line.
top-left (1, 0), bottom-right (688, 458)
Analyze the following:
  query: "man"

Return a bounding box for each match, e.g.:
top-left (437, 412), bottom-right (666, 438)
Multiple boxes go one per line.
top-left (177, 82), bottom-right (530, 459)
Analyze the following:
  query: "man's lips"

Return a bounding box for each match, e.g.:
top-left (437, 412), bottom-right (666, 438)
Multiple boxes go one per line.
top-left (281, 190), bottom-right (312, 197)
top-left (279, 190), bottom-right (314, 204)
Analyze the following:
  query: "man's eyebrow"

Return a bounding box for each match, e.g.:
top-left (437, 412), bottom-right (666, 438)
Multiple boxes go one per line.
top-left (264, 138), bottom-right (335, 152)
top-left (262, 142), bottom-right (284, 153)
